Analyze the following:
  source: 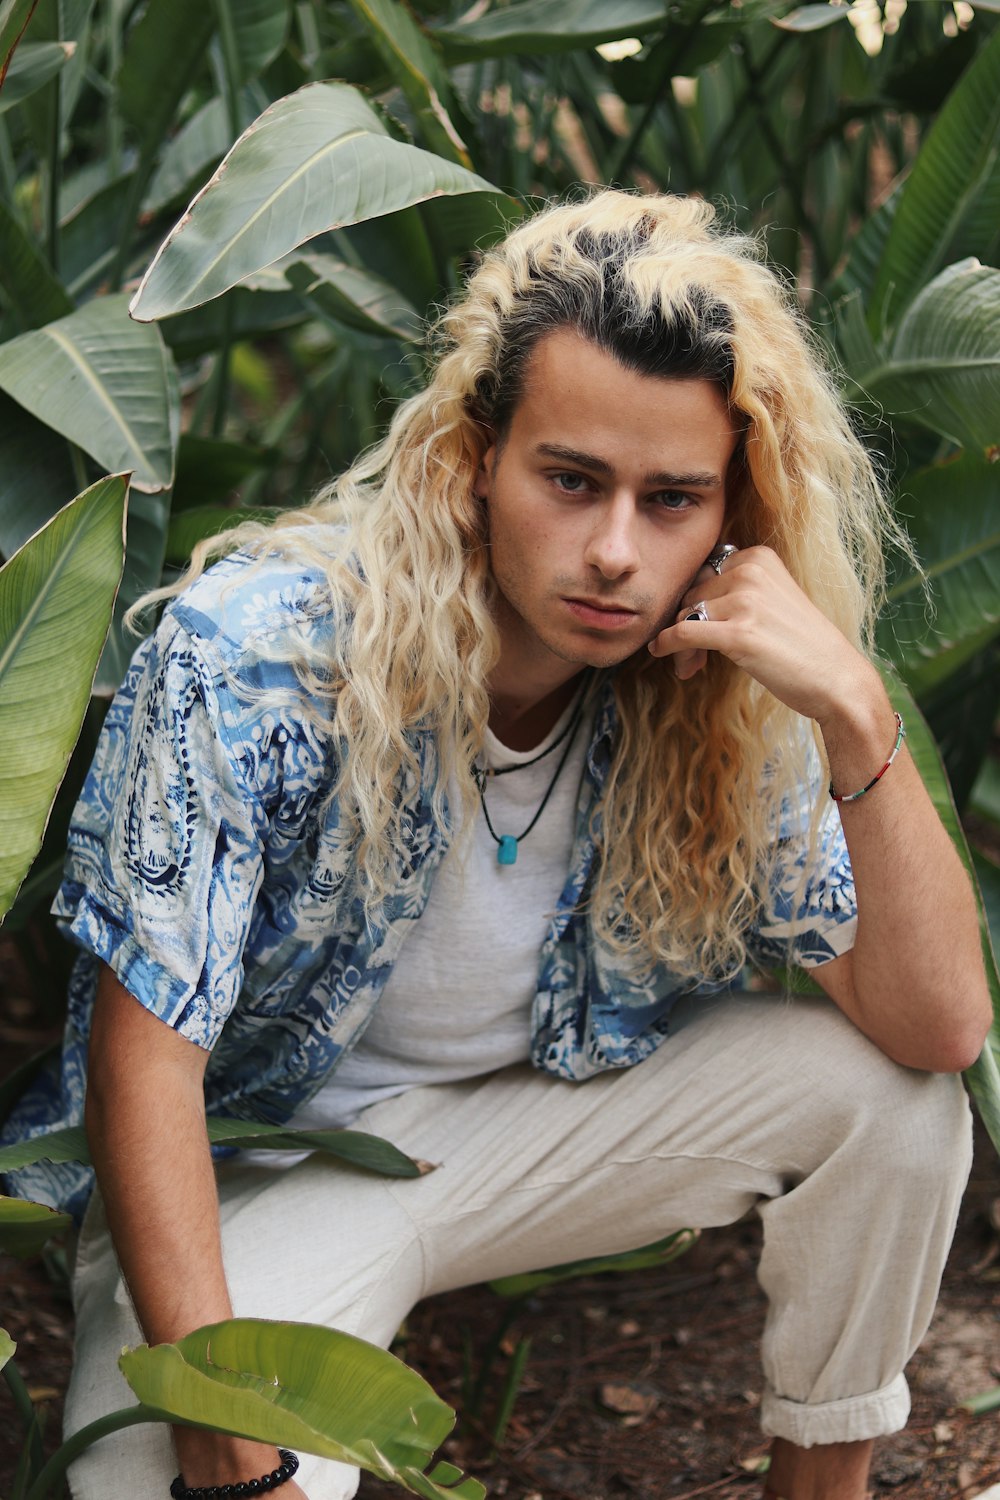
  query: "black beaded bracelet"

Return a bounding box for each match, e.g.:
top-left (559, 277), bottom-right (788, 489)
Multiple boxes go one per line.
top-left (169, 1447), bottom-right (299, 1499)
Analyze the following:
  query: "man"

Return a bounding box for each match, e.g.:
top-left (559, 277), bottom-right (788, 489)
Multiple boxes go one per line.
top-left (3, 190), bottom-right (991, 1500)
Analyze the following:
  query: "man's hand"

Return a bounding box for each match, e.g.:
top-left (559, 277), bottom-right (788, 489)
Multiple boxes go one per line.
top-left (648, 544), bottom-right (879, 726)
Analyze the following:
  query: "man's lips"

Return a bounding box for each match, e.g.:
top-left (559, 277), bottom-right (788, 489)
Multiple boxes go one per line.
top-left (563, 596), bottom-right (640, 628)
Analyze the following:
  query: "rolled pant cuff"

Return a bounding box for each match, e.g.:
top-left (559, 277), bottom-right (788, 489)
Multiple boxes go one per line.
top-left (761, 1374), bottom-right (910, 1448)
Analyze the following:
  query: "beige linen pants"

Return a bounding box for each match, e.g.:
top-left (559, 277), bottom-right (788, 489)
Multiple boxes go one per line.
top-left (65, 991), bottom-right (973, 1499)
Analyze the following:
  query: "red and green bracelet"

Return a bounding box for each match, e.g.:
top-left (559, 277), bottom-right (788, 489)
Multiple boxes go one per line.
top-left (829, 711), bottom-right (905, 804)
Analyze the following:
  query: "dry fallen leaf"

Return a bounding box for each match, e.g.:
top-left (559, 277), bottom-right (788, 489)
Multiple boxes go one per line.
top-left (934, 1420), bottom-right (955, 1443)
top-left (598, 1381), bottom-right (659, 1424)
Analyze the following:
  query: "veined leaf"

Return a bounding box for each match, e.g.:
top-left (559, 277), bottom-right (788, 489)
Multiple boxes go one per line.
top-left (0, 476), bottom-right (127, 919)
top-left (859, 260), bottom-right (1000, 454)
top-left (882, 667), bottom-right (1000, 1155)
top-left (0, 394), bottom-right (75, 559)
top-left (285, 252), bottom-right (422, 342)
top-left (0, 294), bottom-right (180, 493)
top-left (0, 1118), bottom-right (427, 1178)
top-left (0, 197), bottom-right (73, 329)
top-left (0, 37), bottom-right (71, 112)
top-left (878, 453), bottom-right (1000, 696)
top-left (130, 83), bottom-right (502, 322)
top-left (143, 97), bottom-right (230, 216)
top-left (117, 0), bottom-right (217, 158)
top-left (230, 0), bottom-right (290, 83)
top-left (346, 0), bottom-right (471, 166)
top-left (490, 1229), bottom-right (698, 1297)
top-left (0, 0), bottom-right (37, 85)
top-left (121, 1319), bottom-right (484, 1497)
top-left (432, 0), bottom-right (671, 59)
top-left (0, 1194), bottom-right (73, 1257)
top-left (871, 27), bottom-right (1000, 333)
top-left (166, 504), bottom-right (277, 567)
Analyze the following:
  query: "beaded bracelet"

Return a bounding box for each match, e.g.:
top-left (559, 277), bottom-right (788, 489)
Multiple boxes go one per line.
top-left (829, 711), bottom-right (905, 804)
top-left (169, 1448), bottom-right (299, 1499)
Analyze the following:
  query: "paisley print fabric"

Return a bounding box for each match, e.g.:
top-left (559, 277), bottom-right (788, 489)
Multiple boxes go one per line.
top-left (1, 545), bottom-right (857, 1218)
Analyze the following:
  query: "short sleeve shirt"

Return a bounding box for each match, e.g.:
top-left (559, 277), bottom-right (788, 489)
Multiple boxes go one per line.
top-left (1, 545), bottom-right (857, 1217)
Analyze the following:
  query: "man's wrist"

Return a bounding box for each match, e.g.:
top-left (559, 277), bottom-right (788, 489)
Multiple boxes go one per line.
top-left (173, 1428), bottom-right (283, 1489)
top-left (814, 667), bottom-right (900, 800)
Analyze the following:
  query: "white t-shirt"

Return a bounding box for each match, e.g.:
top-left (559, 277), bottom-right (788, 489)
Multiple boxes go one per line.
top-left (288, 693), bottom-right (594, 1130)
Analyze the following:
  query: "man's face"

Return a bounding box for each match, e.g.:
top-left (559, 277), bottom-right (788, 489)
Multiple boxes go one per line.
top-left (480, 327), bottom-right (739, 681)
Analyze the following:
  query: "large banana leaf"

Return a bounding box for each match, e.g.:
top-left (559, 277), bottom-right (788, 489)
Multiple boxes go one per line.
top-left (858, 260), bottom-right (1000, 454)
top-left (0, 394), bottom-right (75, 558)
top-left (116, 0), bottom-right (216, 160)
top-left (432, 0), bottom-right (673, 59)
top-left (142, 97), bottom-right (230, 217)
top-left (346, 0), bottom-right (472, 167)
top-left (0, 1195), bottom-right (73, 1257)
top-left (0, 1118), bottom-right (428, 1178)
top-left (0, 198), bottom-right (73, 330)
top-left (0, 37), bottom-right (71, 112)
top-left (870, 27), bottom-right (1000, 334)
top-left (0, 295), bottom-right (180, 493)
top-left (878, 453), bottom-right (1000, 697)
top-left (883, 669), bottom-right (1000, 1154)
top-left (229, 0), bottom-right (290, 83)
top-left (284, 252), bottom-right (423, 342)
top-left (0, 475), bottom-right (127, 920)
top-left (120, 1319), bottom-right (484, 1498)
top-left (0, 0), bottom-right (36, 83)
top-left (129, 82), bottom-right (503, 322)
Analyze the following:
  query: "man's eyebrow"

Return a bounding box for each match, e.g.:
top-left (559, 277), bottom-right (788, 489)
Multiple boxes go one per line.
top-left (534, 442), bottom-right (724, 489)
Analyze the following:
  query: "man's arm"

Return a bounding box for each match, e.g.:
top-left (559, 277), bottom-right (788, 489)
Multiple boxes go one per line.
top-left (86, 962), bottom-right (306, 1493)
top-left (650, 545), bottom-right (993, 1073)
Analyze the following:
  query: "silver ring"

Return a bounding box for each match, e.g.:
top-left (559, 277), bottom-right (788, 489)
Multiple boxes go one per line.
top-left (708, 543), bottom-right (738, 576)
top-left (685, 601), bottom-right (709, 623)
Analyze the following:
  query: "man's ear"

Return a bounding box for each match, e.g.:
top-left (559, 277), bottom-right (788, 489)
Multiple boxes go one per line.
top-left (476, 436), bottom-right (497, 500)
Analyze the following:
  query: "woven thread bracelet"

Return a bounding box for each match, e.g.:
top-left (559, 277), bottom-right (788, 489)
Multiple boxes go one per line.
top-left (169, 1448), bottom-right (299, 1499)
top-left (829, 711), bottom-right (905, 804)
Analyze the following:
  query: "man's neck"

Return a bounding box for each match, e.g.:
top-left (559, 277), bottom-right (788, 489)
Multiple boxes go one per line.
top-left (487, 671), bottom-right (587, 752)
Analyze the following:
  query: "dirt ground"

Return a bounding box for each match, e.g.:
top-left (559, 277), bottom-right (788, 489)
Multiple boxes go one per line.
top-left (2, 959), bottom-right (999, 1499)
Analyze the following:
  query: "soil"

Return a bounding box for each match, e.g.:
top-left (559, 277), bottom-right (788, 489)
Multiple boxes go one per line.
top-left (2, 946), bottom-right (999, 1500)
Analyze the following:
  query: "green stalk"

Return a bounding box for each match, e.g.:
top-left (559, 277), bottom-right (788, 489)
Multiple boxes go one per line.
top-left (608, 0), bottom-right (717, 183)
top-left (3, 1359), bottom-right (45, 1483)
top-left (46, 70), bottom-right (61, 273)
top-left (106, 0), bottom-right (122, 180)
top-left (208, 0), bottom-right (243, 440)
top-left (0, 116), bottom-right (17, 206)
top-left (24, 1405), bottom-right (159, 1500)
top-left (69, 443), bottom-right (88, 493)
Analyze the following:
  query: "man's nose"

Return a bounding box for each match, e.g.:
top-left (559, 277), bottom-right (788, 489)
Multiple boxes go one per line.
top-left (584, 495), bottom-right (641, 578)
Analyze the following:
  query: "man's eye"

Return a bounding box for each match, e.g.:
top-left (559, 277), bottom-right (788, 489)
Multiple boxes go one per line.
top-left (554, 472), bottom-right (588, 492)
top-left (654, 490), bottom-right (695, 510)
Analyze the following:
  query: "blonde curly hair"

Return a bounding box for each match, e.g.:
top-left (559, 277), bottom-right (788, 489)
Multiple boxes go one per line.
top-left (146, 190), bottom-right (901, 982)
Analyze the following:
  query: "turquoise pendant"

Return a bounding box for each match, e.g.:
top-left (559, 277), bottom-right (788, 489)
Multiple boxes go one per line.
top-left (497, 835), bottom-right (518, 866)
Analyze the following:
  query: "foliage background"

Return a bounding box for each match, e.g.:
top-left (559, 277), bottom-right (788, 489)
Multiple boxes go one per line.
top-left (0, 0), bottom-right (998, 1117)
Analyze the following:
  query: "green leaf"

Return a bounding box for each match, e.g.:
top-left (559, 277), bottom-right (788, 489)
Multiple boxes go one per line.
top-left (0, 1194), bottom-right (73, 1257)
top-left (0, 1118), bottom-right (427, 1177)
top-left (0, 0), bottom-right (37, 84)
top-left (165, 504), bottom-right (274, 567)
top-left (173, 434), bottom-right (276, 510)
top-left (143, 97), bottom-right (230, 217)
top-left (881, 668), bottom-right (1000, 1155)
top-left (0, 294), bottom-right (180, 493)
top-left (0, 37), bottom-right (71, 112)
top-left (0, 1325), bottom-right (13, 1368)
top-left (432, 0), bottom-right (671, 59)
top-left (346, 0), bottom-right (471, 166)
top-left (0, 475), bottom-right (127, 919)
top-left (285, 252), bottom-right (422, 342)
top-left (971, 756), bottom-right (1000, 826)
top-left (959, 1383), bottom-right (1000, 1416)
top-left (117, 0), bottom-right (217, 159)
top-left (59, 174), bottom-right (136, 297)
top-left (829, 188), bottom-right (899, 306)
top-left (860, 260), bottom-right (1000, 454)
top-left (973, 848), bottom-right (1000, 957)
top-left (772, 4), bottom-right (851, 31)
top-left (94, 488), bottom-right (171, 696)
top-left (871, 27), bottom-right (1000, 332)
top-left (0, 395), bottom-right (75, 559)
top-left (489, 1229), bottom-right (698, 1297)
top-left (230, 0), bottom-right (290, 83)
top-left (0, 197), bottom-right (73, 330)
top-left (161, 286), bottom-right (308, 362)
top-left (121, 1319), bottom-right (484, 1497)
top-left (129, 82), bottom-right (502, 322)
top-left (878, 453), bottom-right (1000, 696)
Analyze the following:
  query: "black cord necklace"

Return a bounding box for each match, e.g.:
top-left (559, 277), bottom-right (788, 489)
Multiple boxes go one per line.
top-left (474, 677), bottom-right (591, 866)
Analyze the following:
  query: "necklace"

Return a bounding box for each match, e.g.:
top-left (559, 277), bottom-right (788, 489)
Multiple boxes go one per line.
top-left (474, 679), bottom-right (591, 866)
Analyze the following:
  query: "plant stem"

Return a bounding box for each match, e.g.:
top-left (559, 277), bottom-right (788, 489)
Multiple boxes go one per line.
top-left (46, 71), bottom-right (62, 274)
top-left (0, 116), bottom-right (17, 205)
top-left (69, 443), bottom-right (89, 493)
top-left (106, 0), bottom-right (122, 179)
top-left (608, 0), bottom-right (717, 183)
top-left (2, 1360), bottom-right (45, 1482)
top-left (24, 1405), bottom-right (158, 1500)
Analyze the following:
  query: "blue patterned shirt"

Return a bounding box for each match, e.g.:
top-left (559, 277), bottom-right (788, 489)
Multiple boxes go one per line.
top-left (2, 543), bottom-right (857, 1218)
